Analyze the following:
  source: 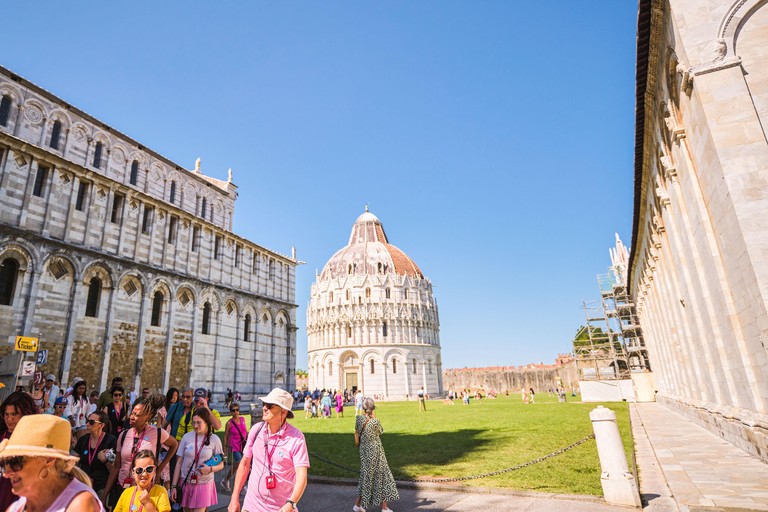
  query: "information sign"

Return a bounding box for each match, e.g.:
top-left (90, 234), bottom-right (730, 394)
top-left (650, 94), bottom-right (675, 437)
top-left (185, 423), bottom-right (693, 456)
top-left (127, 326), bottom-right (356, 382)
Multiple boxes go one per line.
top-left (14, 337), bottom-right (38, 352)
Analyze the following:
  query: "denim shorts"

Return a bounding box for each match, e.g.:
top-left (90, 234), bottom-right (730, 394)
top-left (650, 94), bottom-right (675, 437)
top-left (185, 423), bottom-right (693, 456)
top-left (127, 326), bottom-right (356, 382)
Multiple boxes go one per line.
top-left (232, 451), bottom-right (243, 463)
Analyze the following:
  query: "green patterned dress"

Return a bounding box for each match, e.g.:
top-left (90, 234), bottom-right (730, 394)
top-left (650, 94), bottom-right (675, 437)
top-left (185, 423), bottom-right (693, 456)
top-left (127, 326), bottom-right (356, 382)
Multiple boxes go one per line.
top-left (356, 415), bottom-right (399, 508)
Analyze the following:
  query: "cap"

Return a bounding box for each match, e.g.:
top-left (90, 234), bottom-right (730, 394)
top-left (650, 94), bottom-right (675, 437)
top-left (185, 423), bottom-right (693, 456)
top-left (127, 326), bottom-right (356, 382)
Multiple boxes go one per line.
top-left (46, 374), bottom-right (56, 381)
top-left (54, 396), bottom-right (67, 406)
top-left (194, 388), bottom-right (207, 400)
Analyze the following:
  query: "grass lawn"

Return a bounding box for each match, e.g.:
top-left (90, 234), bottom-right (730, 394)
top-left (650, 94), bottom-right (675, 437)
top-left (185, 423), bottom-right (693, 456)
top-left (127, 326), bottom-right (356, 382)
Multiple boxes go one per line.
top-left (216, 394), bottom-right (632, 496)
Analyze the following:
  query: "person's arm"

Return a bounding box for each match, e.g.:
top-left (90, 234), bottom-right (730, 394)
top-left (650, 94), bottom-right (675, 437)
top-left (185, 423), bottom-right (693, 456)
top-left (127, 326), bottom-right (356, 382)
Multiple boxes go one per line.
top-left (170, 453), bottom-right (183, 504)
top-left (227, 455), bottom-right (251, 512)
top-left (161, 403), bottom-right (176, 431)
top-left (66, 489), bottom-right (102, 512)
top-left (137, 487), bottom-right (160, 512)
top-left (279, 466), bottom-right (308, 512)
top-left (223, 420), bottom-right (232, 451)
top-left (157, 434), bottom-right (178, 475)
top-left (101, 447), bottom-right (122, 504)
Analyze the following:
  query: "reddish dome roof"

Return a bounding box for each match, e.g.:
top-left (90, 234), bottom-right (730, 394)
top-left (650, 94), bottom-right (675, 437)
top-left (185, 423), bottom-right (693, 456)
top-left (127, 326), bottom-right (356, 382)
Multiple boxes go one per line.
top-left (320, 209), bottom-right (423, 280)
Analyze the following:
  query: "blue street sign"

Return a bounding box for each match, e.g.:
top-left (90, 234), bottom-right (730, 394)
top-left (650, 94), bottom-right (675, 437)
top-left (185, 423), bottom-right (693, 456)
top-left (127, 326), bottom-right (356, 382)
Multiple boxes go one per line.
top-left (36, 350), bottom-right (48, 365)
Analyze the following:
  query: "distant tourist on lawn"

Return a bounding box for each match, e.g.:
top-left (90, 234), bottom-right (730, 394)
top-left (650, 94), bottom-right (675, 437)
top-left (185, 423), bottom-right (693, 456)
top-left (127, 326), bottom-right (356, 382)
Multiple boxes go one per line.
top-left (335, 390), bottom-right (344, 418)
top-left (521, 387), bottom-right (528, 404)
top-left (355, 389), bottom-right (364, 416)
top-left (354, 398), bottom-right (398, 512)
top-left (418, 387), bottom-right (426, 412)
top-left (529, 387), bottom-right (535, 404)
top-left (321, 392), bottom-right (332, 419)
top-left (304, 397), bottom-right (311, 419)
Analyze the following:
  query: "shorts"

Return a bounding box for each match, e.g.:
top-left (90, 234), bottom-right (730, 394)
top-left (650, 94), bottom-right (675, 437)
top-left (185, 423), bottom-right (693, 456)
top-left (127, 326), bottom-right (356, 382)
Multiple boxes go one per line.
top-left (355, 404), bottom-right (363, 411)
top-left (232, 451), bottom-right (243, 463)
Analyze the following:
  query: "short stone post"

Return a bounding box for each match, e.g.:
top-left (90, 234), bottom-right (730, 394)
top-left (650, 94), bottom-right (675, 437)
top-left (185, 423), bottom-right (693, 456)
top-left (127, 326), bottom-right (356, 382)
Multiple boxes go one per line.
top-left (589, 405), bottom-right (641, 507)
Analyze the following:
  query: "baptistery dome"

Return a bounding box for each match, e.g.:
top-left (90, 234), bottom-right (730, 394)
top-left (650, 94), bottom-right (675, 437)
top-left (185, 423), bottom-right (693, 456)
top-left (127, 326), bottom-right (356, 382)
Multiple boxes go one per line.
top-left (307, 208), bottom-right (443, 399)
top-left (320, 208), bottom-right (423, 280)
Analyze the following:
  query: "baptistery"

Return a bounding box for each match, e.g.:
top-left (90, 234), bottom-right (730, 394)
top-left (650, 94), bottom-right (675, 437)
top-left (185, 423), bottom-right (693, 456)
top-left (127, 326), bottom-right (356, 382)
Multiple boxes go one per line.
top-left (307, 208), bottom-right (442, 398)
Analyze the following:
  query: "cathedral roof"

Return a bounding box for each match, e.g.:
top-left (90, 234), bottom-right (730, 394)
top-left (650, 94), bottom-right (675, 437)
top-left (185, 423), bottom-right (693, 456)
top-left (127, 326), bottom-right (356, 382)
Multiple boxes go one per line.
top-left (320, 208), bottom-right (424, 280)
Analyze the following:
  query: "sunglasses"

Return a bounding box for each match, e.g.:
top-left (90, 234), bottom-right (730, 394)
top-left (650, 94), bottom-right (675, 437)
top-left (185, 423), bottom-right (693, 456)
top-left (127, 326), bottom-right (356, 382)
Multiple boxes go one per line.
top-left (113, 393), bottom-right (123, 397)
top-left (55, 405), bottom-right (66, 409)
top-left (86, 420), bottom-right (102, 426)
top-left (231, 408), bottom-right (240, 412)
top-left (132, 465), bottom-right (156, 475)
top-left (0, 456), bottom-right (25, 473)
top-left (263, 403), bottom-right (280, 410)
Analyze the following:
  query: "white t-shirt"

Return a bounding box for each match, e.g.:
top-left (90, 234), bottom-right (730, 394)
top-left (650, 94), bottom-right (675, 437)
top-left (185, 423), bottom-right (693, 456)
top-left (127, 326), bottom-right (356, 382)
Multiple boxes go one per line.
top-left (176, 431), bottom-right (223, 484)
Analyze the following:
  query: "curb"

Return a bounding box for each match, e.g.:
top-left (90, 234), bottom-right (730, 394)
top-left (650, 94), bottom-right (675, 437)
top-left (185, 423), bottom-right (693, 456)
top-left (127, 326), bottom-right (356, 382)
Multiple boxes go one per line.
top-left (307, 475), bottom-right (607, 503)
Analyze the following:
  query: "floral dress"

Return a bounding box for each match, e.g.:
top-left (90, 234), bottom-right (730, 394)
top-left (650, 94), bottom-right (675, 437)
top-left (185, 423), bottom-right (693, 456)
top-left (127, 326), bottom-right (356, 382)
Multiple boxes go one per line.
top-left (356, 416), bottom-right (399, 508)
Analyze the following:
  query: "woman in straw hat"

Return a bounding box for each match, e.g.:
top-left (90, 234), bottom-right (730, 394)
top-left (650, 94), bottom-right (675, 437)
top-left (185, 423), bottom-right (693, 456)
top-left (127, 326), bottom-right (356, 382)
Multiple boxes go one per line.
top-left (0, 414), bottom-right (103, 511)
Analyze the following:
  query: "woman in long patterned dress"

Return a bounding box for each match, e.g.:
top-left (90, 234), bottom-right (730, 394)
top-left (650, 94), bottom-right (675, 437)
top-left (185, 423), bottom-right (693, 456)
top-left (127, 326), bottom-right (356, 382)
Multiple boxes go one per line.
top-left (353, 398), bottom-right (398, 512)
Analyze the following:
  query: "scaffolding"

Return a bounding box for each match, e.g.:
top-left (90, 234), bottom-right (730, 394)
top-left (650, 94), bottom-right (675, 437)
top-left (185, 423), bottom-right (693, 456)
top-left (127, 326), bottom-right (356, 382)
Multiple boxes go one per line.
top-left (573, 234), bottom-right (652, 381)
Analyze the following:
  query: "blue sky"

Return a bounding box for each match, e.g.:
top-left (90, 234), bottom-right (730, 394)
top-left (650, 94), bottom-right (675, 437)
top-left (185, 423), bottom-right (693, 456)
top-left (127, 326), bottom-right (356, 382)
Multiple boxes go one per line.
top-left (6, 2), bottom-right (638, 370)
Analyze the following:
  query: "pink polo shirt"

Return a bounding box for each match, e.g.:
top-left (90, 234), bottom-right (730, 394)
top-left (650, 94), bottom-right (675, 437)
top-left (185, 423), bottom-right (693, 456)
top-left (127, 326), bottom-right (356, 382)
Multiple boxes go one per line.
top-left (242, 422), bottom-right (309, 512)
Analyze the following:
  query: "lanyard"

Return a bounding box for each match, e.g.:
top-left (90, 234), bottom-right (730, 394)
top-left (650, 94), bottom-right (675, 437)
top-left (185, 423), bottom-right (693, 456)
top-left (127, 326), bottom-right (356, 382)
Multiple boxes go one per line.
top-left (192, 433), bottom-right (205, 475)
top-left (88, 433), bottom-right (104, 466)
top-left (264, 422), bottom-right (285, 474)
top-left (129, 485), bottom-right (144, 512)
top-left (130, 426), bottom-right (147, 467)
top-left (114, 403), bottom-right (122, 426)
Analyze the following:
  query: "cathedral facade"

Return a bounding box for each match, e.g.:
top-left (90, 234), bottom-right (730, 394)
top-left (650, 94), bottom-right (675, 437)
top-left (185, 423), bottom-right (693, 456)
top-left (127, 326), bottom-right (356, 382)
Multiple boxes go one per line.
top-left (629, 0), bottom-right (768, 460)
top-left (307, 209), bottom-right (443, 398)
top-left (0, 66), bottom-right (298, 399)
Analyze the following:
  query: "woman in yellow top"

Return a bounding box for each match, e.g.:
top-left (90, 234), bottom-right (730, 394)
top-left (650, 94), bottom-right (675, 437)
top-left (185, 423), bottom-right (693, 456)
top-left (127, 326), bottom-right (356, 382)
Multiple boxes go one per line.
top-left (114, 449), bottom-right (171, 512)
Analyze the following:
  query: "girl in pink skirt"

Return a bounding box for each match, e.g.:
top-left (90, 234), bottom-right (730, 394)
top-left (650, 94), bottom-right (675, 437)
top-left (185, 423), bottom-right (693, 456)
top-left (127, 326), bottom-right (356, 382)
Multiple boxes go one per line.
top-left (171, 408), bottom-right (224, 511)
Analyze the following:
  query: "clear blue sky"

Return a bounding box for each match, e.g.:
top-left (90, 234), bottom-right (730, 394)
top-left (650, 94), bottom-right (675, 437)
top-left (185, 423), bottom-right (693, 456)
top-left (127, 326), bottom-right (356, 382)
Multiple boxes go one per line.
top-left (6, 2), bottom-right (638, 370)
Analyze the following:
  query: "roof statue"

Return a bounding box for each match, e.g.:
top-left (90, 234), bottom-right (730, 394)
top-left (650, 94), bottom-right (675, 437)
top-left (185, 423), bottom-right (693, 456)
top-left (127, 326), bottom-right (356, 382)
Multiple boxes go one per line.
top-left (228, 168), bottom-right (233, 183)
top-left (195, 157), bottom-right (201, 173)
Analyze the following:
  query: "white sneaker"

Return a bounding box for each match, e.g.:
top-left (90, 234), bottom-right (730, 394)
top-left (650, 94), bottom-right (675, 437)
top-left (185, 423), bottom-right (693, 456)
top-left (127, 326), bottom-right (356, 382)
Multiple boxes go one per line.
top-left (382, 508), bottom-right (393, 512)
top-left (353, 507), bottom-right (365, 512)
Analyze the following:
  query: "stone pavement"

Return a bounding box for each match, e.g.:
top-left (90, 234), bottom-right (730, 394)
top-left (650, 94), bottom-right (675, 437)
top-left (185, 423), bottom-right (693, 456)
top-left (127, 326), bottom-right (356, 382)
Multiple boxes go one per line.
top-left (633, 402), bottom-right (768, 511)
top-left (209, 480), bottom-right (632, 511)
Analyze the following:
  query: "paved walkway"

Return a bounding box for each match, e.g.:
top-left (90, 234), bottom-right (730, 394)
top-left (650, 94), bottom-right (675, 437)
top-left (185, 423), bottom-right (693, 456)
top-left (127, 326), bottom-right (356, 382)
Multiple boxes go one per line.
top-left (633, 402), bottom-right (768, 511)
top-left (210, 482), bottom-right (631, 512)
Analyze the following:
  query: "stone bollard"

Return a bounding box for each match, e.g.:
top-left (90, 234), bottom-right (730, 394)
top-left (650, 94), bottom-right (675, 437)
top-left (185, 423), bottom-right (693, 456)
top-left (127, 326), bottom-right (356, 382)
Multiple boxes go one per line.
top-left (590, 405), bottom-right (641, 507)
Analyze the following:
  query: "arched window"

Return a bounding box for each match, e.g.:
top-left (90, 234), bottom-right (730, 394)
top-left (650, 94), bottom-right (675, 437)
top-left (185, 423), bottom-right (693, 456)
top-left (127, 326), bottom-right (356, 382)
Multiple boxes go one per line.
top-left (201, 197), bottom-right (206, 218)
top-left (348, 264), bottom-right (352, 275)
top-left (382, 321), bottom-right (387, 337)
top-left (392, 358), bottom-right (397, 374)
top-left (93, 142), bottom-right (102, 168)
top-left (404, 289), bottom-right (408, 299)
top-left (329, 292), bottom-right (333, 303)
top-left (358, 297), bottom-right (362, 305)
top-left (370, 359), bottom-right (375, 374)
top-left (0, 259), bottom-right (19, 306)
top-left (202, 301), bottom-right (211, 334)
top-left (413, 358), bottom-right (418, 374)
top-left (428, 359), bottom-right (432, 374)
top-left (244, 314), bottom-right (251, 341)
top-left (385, 288), bottom-right (391, 299)
top-left (130, 160), bottom-right (139, 185)
top-left (85, 277), bottom-right (101, 318)
top-left (150, 290), bottom-right (163, 327)
top-left (328, 363), bottom-right (333, 376)
top-left (347, 325), bottom-right (352, 338)
top-left (49, 120), bottom-right (61, 150)
top-left (169, 181), bottom-right (176, 204)
top-left (365, 288), bottom-right (370, 298)
top-left (346, 289), bottom-right (350, 300)
top-left (0, 96), bottom-right (11, 127)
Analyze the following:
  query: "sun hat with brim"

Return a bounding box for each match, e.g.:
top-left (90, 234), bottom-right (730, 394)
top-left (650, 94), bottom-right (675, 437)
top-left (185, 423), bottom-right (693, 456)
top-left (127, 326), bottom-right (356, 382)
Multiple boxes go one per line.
top-left (0, 415), bottom-right (78, 461)
top-left (259, 388), bottom-right (294, 418)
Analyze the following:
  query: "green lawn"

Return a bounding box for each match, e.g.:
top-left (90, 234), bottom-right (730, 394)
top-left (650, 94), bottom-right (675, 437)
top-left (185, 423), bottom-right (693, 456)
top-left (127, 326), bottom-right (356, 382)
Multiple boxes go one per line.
top-left (217, 395), bottom-right (632, 496)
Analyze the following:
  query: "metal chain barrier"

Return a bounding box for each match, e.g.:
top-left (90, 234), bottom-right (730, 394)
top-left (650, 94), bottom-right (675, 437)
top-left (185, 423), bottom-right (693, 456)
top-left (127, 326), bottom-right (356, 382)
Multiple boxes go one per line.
top-left (309, 433), bottom-right (595, 483)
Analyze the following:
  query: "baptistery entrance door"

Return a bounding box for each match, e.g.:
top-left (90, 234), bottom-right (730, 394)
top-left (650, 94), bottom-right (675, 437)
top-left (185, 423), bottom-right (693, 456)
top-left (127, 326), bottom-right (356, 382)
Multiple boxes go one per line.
top-left (345, 373), bottom-right (358, 393)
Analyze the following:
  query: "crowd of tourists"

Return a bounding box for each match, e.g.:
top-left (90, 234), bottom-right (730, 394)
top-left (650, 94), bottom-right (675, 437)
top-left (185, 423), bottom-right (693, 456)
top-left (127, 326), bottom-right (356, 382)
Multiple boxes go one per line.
top-left (0, 376), bottom-right (400, 512)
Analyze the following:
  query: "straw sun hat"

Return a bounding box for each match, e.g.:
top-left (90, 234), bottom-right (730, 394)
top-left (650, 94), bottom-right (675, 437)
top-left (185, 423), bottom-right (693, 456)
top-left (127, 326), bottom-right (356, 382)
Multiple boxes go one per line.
top-left (0, 415), bottom-right (78, 461)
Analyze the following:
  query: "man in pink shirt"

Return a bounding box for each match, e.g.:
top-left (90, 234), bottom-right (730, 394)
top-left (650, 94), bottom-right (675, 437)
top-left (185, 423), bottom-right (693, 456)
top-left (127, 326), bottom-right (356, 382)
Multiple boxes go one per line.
top-left (229, 388), bottom-right (309, 512)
